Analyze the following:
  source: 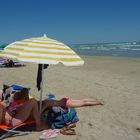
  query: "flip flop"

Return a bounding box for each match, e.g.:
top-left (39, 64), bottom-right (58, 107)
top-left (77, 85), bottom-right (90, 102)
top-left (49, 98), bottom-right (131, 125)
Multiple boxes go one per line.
top-left (39, 133), bottom-right (58, 140)
top-left (42, 129), bottom-right (60, 135)
top-left (60, 128), bottom-right (76, 135)
top-left (65, 123), bottom-right (76, 129)
top-left (39, 129), bottom-right (60, 140)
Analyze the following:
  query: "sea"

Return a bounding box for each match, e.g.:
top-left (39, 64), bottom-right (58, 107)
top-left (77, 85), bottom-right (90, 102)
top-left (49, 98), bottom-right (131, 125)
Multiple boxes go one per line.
top-left (0, 42), bottom-right (140, 57)
top-left (70, 42), bottom-right (140, 57)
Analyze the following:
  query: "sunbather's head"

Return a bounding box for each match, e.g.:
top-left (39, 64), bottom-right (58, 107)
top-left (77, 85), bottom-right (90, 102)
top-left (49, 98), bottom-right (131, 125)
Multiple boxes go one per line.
top-left (14, 88), bottom-right (29, 101)
top-left (1, 85), bottom-right (29, 106)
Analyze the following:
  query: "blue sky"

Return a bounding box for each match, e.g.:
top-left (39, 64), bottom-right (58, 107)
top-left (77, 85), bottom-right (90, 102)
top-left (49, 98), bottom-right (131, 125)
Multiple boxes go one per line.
top-left (0, 0), bottom-right (140, 44)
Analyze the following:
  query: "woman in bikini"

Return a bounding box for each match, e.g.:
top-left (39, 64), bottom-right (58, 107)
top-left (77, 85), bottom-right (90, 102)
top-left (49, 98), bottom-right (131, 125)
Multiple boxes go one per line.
top-left (0, 88), bottom-right (47, 131)
top-left (0, 88), bottom-right (103, 131)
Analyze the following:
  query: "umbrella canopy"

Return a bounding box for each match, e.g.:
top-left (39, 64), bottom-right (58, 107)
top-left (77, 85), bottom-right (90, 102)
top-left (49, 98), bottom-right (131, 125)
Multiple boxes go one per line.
top-left (0, 35), bottom-right (84, 66)
top-left (0, 35), bottom-right (84, 112)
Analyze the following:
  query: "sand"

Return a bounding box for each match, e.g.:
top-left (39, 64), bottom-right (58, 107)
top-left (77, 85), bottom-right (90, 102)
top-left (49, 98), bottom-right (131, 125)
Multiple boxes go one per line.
top-left (0, 56), bottom-right (140, 140)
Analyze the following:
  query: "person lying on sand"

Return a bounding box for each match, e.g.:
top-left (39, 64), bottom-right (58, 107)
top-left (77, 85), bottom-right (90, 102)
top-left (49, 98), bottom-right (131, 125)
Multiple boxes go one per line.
top-left (0, 86), bottom-right (104, 131)
top-left (41, 97), bottom-right (103, 113)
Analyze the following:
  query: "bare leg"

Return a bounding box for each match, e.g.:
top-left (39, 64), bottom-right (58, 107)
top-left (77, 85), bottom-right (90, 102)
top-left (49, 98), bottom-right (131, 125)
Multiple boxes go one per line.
top-left (41, 98), bottom-right (103, 111)
top-left (5, 99), bottom-right (46, 130)
top-left (66, 98), bottom-right (103, 107)
top-left (0, 104), bottom-right (5, 124)
top-left (41, 99), bottom-right (63, 113)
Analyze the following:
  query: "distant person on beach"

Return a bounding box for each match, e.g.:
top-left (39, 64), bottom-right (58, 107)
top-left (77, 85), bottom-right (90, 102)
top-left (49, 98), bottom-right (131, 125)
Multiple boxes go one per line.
top-left (6, 59), bottom-right (14, 67)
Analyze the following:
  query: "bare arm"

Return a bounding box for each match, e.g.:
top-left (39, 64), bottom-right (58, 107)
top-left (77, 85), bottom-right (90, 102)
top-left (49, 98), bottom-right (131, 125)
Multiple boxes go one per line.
top-left (0, 89), bottom-right (3, 100)
top-left (0, 103), bottom-right (4, 124)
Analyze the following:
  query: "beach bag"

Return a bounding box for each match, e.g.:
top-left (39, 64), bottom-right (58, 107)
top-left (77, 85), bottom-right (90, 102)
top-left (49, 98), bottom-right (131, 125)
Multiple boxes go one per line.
top-left (45, 107), bottom-right (79, 129)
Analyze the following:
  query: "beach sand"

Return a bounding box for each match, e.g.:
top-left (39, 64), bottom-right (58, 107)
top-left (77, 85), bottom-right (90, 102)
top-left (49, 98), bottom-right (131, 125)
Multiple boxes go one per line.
top-left (0, 56), bottom-right (140, 140)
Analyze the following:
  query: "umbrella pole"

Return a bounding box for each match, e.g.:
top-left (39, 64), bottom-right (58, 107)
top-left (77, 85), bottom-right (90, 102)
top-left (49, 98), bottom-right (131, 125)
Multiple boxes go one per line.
top-left (39, 64), bottom-right (44, 114)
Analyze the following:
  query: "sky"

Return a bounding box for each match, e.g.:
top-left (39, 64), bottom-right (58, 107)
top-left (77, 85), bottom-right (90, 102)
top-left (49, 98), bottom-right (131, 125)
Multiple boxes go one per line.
top-left (0, 0), bottom-right (140, 44)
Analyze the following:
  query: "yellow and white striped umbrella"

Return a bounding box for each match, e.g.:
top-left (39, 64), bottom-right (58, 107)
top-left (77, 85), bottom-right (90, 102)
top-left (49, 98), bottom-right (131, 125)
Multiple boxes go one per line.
top-left (0, 35), bottom-right (84, 112)
top-left (0, 35), bottom-right (84, 66)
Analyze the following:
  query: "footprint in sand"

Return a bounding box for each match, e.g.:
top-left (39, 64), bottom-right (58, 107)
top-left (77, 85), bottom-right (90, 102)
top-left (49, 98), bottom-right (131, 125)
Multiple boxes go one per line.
top-left (136, 127), bottom-right (140, 133)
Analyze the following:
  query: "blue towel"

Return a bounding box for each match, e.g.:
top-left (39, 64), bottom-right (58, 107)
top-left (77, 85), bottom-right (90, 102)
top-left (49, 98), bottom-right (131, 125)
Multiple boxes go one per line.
top-left (47, 92), bottom-right (55, 99)
top-left (47, 107), bottom-right (79, 129)
top-left (10, 84), bottom-right (31, 91)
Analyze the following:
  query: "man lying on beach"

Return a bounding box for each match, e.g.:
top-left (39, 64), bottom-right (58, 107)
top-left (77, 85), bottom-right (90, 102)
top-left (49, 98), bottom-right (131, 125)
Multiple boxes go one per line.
top-left (0, 86), bottom-right (103, 131)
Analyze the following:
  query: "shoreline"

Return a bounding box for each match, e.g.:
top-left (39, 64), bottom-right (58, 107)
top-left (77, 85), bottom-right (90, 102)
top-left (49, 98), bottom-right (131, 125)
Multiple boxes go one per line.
top-left (81, 55), bottom-right (140, 59)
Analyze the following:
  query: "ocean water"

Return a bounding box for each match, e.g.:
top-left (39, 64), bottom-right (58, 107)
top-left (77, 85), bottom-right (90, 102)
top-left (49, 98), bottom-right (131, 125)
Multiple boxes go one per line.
top-left (1, 42), bottom-right (140, 57)
top-left (0, 43), bottom-right (7, 50)
top-left (70, 42), bottom-right (140, 57)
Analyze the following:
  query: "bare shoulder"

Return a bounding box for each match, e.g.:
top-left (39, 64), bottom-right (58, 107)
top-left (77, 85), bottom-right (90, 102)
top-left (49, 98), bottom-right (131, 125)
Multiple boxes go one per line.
top-left (0, 89), bottom-right (3, 100)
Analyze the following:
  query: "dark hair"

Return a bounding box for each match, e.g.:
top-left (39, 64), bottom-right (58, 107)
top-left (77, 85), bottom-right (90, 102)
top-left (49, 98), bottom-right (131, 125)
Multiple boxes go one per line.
top-left (14, 88), bottom-right (29, 101)
top-left (21, 88), bottom-right (29, 94)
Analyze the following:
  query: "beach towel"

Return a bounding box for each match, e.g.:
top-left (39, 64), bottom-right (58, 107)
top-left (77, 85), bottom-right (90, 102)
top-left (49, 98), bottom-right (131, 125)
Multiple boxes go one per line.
top-left (45, 107), bottom-right (79, 129)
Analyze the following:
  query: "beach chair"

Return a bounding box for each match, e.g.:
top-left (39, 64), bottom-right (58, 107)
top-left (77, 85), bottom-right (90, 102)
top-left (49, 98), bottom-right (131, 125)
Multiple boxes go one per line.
top-left (0, 118), bottom-right (35, 139)
top-left (0, 84), bottom-right (35, 139)
top-left (0, 59), bottom-right (9, 68)
top-left (0, 59), bottom-right (24, 68)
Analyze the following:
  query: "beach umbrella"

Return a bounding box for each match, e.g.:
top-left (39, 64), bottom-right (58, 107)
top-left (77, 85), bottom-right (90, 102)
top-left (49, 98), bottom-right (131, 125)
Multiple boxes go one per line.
top-left (0, 34), bottom-right (84, 111)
